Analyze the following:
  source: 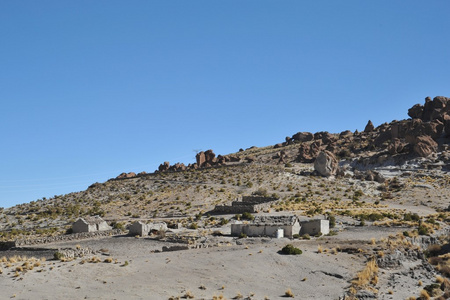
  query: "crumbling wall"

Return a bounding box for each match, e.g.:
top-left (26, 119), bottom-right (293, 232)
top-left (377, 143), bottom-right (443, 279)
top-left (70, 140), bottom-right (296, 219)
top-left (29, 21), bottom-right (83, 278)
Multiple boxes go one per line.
top-left (14, 229), bottom-right (123, 247)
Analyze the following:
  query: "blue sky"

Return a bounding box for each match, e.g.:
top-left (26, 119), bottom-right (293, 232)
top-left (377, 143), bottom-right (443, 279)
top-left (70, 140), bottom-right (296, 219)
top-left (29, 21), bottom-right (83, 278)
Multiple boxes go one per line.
top-left (1, 1), bottom-right (450, 208)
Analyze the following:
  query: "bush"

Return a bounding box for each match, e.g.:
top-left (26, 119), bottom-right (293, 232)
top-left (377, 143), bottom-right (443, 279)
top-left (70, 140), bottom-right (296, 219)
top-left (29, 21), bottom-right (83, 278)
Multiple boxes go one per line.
top-left (418, 225), bottom-right (429, 236)
top-left (239, 233), bottom-right (247, 239)
top-left (404, 212), bottom-right (420, 222)
top-left (329, 215), bottom-right (336, 228)
top-left (241, 212), bottom-right (254, 221)
top-left (53, 252), bottom-right (64, 260)
top-left (189, 223), bottom-right (198, 230)
top-left (281, 244), bottom-right (302, 255)
top-left (111, 221), bottom-right (125, 230)
top-left (301, 234), bottom-right (311, 240)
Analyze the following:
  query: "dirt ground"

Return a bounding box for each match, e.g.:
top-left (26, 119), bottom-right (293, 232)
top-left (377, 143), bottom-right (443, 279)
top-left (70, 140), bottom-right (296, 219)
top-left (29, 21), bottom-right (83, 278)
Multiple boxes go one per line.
top-left (2, 224), bottom-right (435, 300)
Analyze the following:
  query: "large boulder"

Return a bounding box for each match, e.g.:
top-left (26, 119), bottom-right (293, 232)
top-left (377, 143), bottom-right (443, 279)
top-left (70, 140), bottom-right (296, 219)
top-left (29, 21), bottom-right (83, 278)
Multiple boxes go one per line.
top-left (413, 135), bottom-right (438, 157)
top-left (297, 141), bottom-right (322, 163)
top-left (292, 132), bottom-right (314, 142)
top-left (444, 114), bottom-right (450, 137)
top-left (116, 172), bottom-right (136, 179)
top-left (387, 138), bottom-right (406, 155)
top-left (314, 150), bottom-right (338, 177)
top-left (364, 120), bottom-right (375, 133)
top-left (158, 161), bottom-right (171, 172)
top-left (314, 131), bottom-right (335, 144)
top-left (408, 104), bottom-right (423, 119)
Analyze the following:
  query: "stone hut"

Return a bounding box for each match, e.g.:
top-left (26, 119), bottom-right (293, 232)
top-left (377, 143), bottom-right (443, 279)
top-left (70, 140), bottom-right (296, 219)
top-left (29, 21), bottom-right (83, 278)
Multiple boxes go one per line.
top-left (128, 221), bottom-right (150, 236)
top-left (72, 216), bottom-right (111, 233)
top-left (231, 215), bottom-right (300, 238)
top-left (300, 219), bottom-right (329, 236)
top-left (128, 221), bottom-right (168, 237)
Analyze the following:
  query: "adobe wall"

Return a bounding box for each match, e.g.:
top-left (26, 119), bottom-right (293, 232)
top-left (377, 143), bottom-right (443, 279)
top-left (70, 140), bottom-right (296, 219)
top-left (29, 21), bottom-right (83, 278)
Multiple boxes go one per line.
top-left (13, 229), bottom-right (123, 247)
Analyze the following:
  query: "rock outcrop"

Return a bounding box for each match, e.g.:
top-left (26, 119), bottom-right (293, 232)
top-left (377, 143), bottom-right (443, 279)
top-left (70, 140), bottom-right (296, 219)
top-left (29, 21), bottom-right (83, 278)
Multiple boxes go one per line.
top-left (116, 172), bottom-right (136, 179)
top-left (364, 120), bottom-right (375, 133)
top-left (413, 135), bottom-right (438, 157)
top-left (314, 150), bottom-right (338, 177)
top-left (196, 149), bottom-right (217, 168)
top-left (291, 132), bottom-right (314, 143)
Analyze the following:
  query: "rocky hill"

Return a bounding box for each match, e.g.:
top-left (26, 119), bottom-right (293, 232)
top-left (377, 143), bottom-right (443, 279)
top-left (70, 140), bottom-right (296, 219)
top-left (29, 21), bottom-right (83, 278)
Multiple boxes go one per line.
top-left (0, 96), bottom-right (449, 241)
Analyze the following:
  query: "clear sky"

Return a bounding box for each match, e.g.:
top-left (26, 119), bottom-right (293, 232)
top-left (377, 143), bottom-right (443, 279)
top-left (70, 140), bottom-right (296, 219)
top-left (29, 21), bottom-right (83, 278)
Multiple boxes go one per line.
top-left (1, 1), bottom-right (450, 208)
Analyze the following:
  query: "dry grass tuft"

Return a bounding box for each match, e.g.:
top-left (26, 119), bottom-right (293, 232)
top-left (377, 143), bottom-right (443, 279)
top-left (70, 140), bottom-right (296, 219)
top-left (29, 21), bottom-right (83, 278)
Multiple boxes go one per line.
top-left (317, 245), bottom-right (323, 253)
top-left (352, 259), bottom-right (378, 288)
top-left (285, 288), bottom-right (294, 298)
top-left (419, 289), bottom-right (430, 300)
top-left (232, 292), bottom-right (243, 299)
top-left (183, 290), bottom-right (194, 299)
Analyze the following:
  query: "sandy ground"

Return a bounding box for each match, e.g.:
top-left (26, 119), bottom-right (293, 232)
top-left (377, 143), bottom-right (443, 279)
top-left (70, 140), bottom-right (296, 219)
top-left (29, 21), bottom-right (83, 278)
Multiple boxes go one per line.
top-left (2, 224), bottom-right (436, 300)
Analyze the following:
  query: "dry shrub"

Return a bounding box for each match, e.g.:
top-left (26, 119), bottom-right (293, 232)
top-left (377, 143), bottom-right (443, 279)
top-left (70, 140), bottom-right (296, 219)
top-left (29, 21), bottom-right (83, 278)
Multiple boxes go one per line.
top-left (317, 245), bottom-right (323, 253)
top-left (352, 259), bottom-right (378, 288)
top-left (285, 288), bottom-right (294, 298)
top-left (419, 289), bottom-right (430, 300)
top-left (183, 290), bottom-right (194, 299)
top-left (104, 257), bottom-right (113, 263)
top-left (233, 293), bottom-right (243, 299)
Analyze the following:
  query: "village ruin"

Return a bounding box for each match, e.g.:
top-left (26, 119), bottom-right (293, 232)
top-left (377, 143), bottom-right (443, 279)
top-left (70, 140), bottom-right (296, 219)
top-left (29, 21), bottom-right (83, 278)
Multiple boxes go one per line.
top-left (72, 216), bottom-right (111, 233)
top-left (213, 195), bottom-right (278, 214)
top-left (231, 215), bottom-right (329, 238)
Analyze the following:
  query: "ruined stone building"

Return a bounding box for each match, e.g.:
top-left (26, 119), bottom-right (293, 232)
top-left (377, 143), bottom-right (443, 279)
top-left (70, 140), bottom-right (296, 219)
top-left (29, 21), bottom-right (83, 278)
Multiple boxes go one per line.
top-left (72, 216), bottom-right (111, 233)
top-left (213, 195), bottom-right (278, 214)
top-left (231, 216), bottom-right (330, 238)
top-left (231, 215), bottom-right (301, 238)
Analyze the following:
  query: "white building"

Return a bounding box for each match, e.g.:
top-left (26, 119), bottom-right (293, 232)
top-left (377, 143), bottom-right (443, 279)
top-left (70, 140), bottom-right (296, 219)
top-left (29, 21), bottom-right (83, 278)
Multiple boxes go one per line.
top-left (231, 215), bottom-right (301, 238)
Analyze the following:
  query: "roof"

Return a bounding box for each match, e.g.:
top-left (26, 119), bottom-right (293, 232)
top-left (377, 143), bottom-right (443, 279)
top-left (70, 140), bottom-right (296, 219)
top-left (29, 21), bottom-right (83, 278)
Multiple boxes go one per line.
top-left (76, 215), bottom-right (106, 225)
top-left (253, 215), bottom-right (298, 226)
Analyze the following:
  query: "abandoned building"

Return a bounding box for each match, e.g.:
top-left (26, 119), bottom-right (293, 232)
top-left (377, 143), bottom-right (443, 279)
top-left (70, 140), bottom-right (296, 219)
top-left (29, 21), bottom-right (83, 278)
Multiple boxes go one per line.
top-left (213, 195), bottom-right (278, 214)
top-left (128, 221), bottom-right (168, 237)
top-left (231, 216), bottom-right (329, 238)
top-left (72, 216), bottom-right (111, 233)
top-left (231, 215), bottom-right (300, 238)
top-left (128, 221), bottom-right (150, 236)
top-left (300, 219), bottom-right (329, 236)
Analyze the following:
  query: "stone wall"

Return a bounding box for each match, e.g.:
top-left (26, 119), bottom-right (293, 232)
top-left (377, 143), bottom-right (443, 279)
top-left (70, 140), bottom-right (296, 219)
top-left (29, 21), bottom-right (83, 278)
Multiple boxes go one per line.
top-left (13, 229), bottom-right (123, 247)
top-left (242, 196), bottom-right (277, 204)
top-left (213, 197), bottom-right (274, 214)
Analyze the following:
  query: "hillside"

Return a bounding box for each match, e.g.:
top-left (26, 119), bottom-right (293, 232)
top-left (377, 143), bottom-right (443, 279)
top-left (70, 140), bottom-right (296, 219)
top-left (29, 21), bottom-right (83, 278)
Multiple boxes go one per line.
top-left (1, 96), bottom-right (450, 240)
top-left (0, 96), bottom-right (450, 300)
